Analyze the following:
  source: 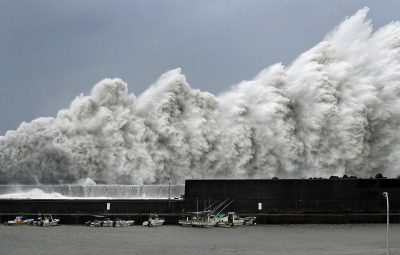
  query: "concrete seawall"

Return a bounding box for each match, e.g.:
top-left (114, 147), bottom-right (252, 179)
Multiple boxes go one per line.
top-left (184, 179), bottom-right (400, 214)
top-left (1, 178), bottom-right (399, 224)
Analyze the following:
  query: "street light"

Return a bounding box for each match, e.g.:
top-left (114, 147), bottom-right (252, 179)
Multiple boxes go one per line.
top-left (382, 192), bottom-right (389, 255)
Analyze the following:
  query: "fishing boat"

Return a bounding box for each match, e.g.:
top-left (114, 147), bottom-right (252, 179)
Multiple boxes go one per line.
top-left (4, 216), bottom-right (30, 226)
top-left (89, 220), bottom-right (111, 227)
top-left (114, 219), bottom-right (135, 227)
top-left (178, 216), bottom-right (193, 227)
top-left (179, 198), bottom-right (235, 227)
top-left (191, 211), bottom-right (219, 228)
top-left (92, 218), bottom-right (113, 227)
top-left (217, 212), bottom-right (244, 227)
top-left (39, 215), bottom-right (60, 227)
top-left (85, 216), bottom-right (134, 227)
top-left (30, 216), bottom-right (42, 226)
top-left (142, 214), bottom-right (165, 227)
top-left (86, 216), bottom-right (113, 227)
top-left (242, 216), bottom-right (257, 225)
top-left (86, 219), bottom-right (101, 227)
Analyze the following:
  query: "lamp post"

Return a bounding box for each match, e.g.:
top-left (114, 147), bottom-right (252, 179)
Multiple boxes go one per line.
top-left (382, 192), bottom-right (389, 255)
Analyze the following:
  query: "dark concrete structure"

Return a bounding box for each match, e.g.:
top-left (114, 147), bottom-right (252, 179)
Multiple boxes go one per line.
top-left (185, 179), bottom-right (400, 214)
top-left (1, 178), bottom-right (399, 224)
top-left (184, 178), bottom-right (400, 223)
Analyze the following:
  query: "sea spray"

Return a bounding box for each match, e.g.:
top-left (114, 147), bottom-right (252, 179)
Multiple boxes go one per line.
top-left (1, 8), bottom-right (400, 184)
top-left (0, 184), bottom-right (185, 199)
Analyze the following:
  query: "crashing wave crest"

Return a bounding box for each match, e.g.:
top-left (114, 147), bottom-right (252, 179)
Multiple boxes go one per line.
top-left (1, 8), bottom-right (400, 184)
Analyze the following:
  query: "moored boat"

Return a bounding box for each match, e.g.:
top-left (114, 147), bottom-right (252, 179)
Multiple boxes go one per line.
top-left (179, 198), bottom-right (235, 227)
top-left (216, 212), bottom-right (243, 227)
top-left (86, 215), bottom-right (113, 227)
top-left (190, 211), bottom-right (219, 228)
top-left (143, 214), bottom-right (165, 227)
top-left (39, 215), bottom-right (60, 227)
top-left (4, 216), bottom-right (31, 226)
top-left (178, 217), bottom-right (193, 227)
top-left (242, 216), bottom-right (256, 225)
top-left (85, 216), bottom-right (134, 227)
top-left (114, 219), bottom-right (135, 227)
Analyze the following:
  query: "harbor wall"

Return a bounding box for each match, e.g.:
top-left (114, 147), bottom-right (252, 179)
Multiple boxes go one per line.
top-left (0, 199), bottom-right (186, 224)
top-left (1, 178), bottom-right (399, 224)
top-left (184, 179), bottom-right (400, 214)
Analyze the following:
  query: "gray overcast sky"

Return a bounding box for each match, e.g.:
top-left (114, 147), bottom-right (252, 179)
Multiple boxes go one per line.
top-left (0, 0), bottom-right (399, 134)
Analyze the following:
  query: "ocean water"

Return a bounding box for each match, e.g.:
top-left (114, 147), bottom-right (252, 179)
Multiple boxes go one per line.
top-left (0, 224), bottom-right (399, 255)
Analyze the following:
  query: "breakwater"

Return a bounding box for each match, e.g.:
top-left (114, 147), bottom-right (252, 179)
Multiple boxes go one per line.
top-left (0, 178), bottom-right (399, 224)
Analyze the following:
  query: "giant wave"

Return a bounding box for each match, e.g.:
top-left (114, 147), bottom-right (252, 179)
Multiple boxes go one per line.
top-left (1, 8), bottom-right (400, 184)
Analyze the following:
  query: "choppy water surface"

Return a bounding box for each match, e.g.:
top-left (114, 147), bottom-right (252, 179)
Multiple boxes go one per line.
top-left (1, 224), bottom-right (399, 255)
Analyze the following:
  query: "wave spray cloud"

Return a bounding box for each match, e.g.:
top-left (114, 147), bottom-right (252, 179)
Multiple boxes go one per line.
top-left (1, 8), bottom-right (400, 184)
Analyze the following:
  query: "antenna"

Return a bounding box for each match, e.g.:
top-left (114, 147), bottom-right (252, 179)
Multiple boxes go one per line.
top-left (210, 198), bottom-right (231, 215)
top-left (204, 200), bottom-right (219, 211)
top-left (216, 199), bottom-right (235, 215)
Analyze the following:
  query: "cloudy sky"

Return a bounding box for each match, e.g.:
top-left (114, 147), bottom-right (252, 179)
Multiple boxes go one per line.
top-left (0, 0), bottom-right (399, 134)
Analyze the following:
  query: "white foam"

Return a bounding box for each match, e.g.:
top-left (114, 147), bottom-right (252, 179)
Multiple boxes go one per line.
top-left (1, 8), bottom-right (400, 183)
top-left (0, 184), bottom-right (185, 199)
top-left (0, 188), bottom-right (69, 199)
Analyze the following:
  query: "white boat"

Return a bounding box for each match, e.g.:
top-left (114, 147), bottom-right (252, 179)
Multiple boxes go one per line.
top-left (191, 218), bottom-right (218, 227)
top-left (85, 216), bottom-right (134, 227)
top-left (39, 215), bottom-right (60, 227)
top-left (178, 217), bottom-right (193, 227)
top-left (4, 216), bottom-right (30, 226)
top-left (86, 216), bottom-right (109, 227)
top-left (217, 212), bottom-right (244, 227)
top-left (89, 220), bottom-right (110, 227)
top-left (86, 220), bottom-right (102, 227)
top-left (114, 219), bottom-right (135, 227)
top-left (242, 216), bottom-right (256, 225)
top-left (91, 218), bottom-right (113, 227)
top-left (190, 211), bottom-right (219, 228)
top-left (179, 198), bottom-right (235, 228)
top-left (143, 214), bottom-right (165, 227)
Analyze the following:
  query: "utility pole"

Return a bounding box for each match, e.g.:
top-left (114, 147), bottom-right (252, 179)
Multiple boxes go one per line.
top-left (382, 192), bottom-right (389, 255)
